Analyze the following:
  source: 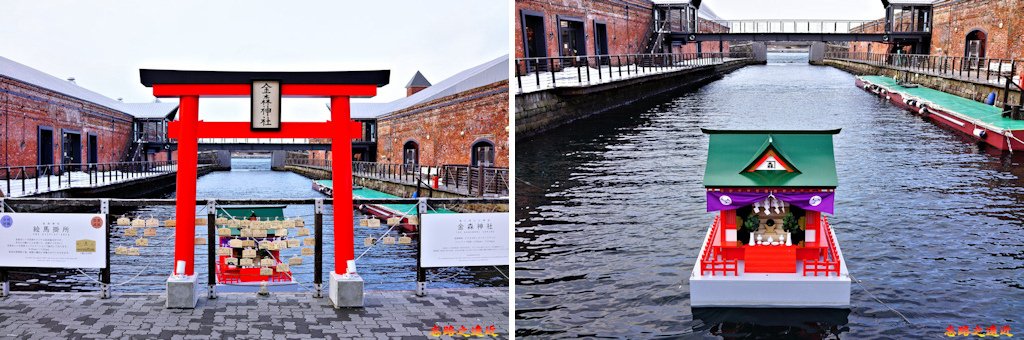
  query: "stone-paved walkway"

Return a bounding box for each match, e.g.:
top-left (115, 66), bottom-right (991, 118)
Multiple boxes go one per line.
top-left (0, 288), bottom-right (508, 339)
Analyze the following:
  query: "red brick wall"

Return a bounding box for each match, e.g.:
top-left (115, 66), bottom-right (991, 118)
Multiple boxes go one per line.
top-left (0, 76), bottom-right (133, 172)
top-left (515, 0), bottom-right (655, 59)
top-left (929, 0), bottom-right (1023, 59)
top-left (376, 81), bottom-right (509, 167)
top-left (850, 0), bottom-right (1024, 60)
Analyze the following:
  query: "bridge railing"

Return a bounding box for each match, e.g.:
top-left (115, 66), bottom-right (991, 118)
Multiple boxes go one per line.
top-left (704, 19), bottom-right (875, 34)
top-left (825, 51), bottom-right (1023, 86)
top-left (285, 159), bottom-right (510, 197)
top-left (515, 52), bottom-right (751, 94)
top-left (0, 160), bottom-right (180, 197)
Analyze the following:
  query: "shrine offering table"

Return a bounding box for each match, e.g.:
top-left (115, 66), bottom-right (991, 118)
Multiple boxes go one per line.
top-left (744, 245), bottom-right (796, 273)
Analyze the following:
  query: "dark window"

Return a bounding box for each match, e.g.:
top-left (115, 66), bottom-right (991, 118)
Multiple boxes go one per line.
top-left (965, 30), bottom-right (987, 69)
top-left (558, 17), bottom-right (586, 57)
top-left (403, 141), bottom-right (419, 166)
top-left (471, 140), bottom-right (495, 167)
top-left (62, 130), bottom-right (82, 165)
top-left (38, 127), bottom-right (54, 166)
top-left (88, 134), bottom-right (98, 164)
top-left (522, 12), bottom-right (547, 58)
top-left (593, 22), bottom-right (609, 57)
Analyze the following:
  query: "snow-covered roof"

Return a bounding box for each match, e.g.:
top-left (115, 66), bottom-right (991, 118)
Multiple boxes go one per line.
top-left (350, 54), bottom-right (507, 119)
top-left (0, 55), bottom-right (177, 119)
top-left (119, 102), bottom-right (178, 120)
top-left (883, 0), bottom-right (934, 6)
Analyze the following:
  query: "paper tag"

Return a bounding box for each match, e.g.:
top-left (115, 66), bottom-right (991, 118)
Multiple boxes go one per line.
top-left (382, 236), bottom-right (395, 245)
top-left (398, 236), bottom-right (412, 244)
top-left (75, 239), bottom-right (97, 253)
top-left (135, 238), bottom-right (149, 247)
top-left (144, 228), bottom-right (157, 237)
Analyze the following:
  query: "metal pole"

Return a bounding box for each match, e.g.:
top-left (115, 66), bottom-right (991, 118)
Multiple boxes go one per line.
top-left (416, 198), bottom-right (427, 297)
top-left (207, 199), bottom-right (217, 299)
top-left (100, 199), bottom-right (110, 299)
top-left (314, 198), bottom-right (324, 298)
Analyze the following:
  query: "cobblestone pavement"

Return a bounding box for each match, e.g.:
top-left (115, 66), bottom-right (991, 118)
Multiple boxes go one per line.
top-left (0, 288), bottom-right (508, 339)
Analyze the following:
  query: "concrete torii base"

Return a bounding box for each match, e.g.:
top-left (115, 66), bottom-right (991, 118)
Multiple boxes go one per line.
top-left (165, 274), bottom-right (199, 309)
top-left (329, 272), bottom-right (364, 308)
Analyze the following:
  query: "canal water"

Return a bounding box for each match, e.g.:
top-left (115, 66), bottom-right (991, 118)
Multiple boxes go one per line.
top-left (516, 53), bottom-right (1024, 338)
top-left (11, 158), bottom-right (506, 292)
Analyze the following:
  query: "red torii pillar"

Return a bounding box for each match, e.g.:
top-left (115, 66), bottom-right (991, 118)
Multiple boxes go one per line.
top-left (141, 70), bottom-right (389, 308)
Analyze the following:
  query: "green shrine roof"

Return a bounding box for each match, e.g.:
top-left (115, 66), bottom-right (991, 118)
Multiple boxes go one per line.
top-left (702, 129), bottom-right (839, 188)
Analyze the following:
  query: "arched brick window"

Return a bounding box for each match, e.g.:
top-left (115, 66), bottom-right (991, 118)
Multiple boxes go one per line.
top-left (402, 140), bottom-right (419, 166)
top-left (965, 29), bottom-right (987, 68)
top-left (471, 140), bottom-right (495, 167)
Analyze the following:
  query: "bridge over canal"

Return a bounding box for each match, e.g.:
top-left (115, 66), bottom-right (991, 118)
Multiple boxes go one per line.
top-left (651, 0), bottom-right (933, 53)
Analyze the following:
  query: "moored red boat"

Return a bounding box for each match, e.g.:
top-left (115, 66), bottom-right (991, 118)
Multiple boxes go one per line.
top-left (856, 75), bottom-right (1024, 151)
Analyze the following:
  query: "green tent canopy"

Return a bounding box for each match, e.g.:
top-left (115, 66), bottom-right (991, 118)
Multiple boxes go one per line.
top-left (702, 129), bottom-right (840, 188)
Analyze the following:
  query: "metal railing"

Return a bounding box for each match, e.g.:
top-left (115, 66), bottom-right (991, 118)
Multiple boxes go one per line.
top-left (803, 217), bottom-right (841, 277)
top-left (0, 197), bottom-right (508, 298)
top-left (285, 159), bottom-right (510, 197)
top-left (1, 160), bottom-right (180, 197)
top-left (704, 19), bottom-right (874, 34)
top-left (515, 52), bottom-right (751, 94)
top-left (825, 51), bottom-right (1023, 86)
top-left (699, 216), bottom-right (738, 276)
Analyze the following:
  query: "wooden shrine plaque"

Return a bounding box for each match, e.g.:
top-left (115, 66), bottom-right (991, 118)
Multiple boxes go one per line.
top-left (251, 80), bottom-right (281, 130)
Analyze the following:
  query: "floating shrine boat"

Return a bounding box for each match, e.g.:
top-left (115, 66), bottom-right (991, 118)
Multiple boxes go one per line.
top-left (215, 205), bottom-right (297, 284)
top-left (690, 129), bottom-right (850, 308)
top-left (311, 179), bottom-right (456, 232)
top-left (856, 75), bottom-right (1024, 151)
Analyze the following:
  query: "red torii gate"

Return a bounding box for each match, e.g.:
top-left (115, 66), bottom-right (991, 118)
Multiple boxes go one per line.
top-left (140, 69), bottom-right (389, 306)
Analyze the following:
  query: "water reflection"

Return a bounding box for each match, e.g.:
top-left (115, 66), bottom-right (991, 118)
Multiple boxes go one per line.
top-left (692, 308), bottom-right (851, 339)
top-left (515, 53), bottom-right (1024, 338)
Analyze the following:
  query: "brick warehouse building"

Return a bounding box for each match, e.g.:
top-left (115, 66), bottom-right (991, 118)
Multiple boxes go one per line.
top-left (307, 55), bottom-right (509, 168)
top-left (515, 0), bottom-right (729, 61)
top-left (850, 0), bottom-right (1024, 60)
top-left (0, 56), bottom-right (178, 182)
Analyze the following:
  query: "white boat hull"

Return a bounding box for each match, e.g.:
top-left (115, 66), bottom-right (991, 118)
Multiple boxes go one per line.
top-left (689, 224), bottom-right (851, 308)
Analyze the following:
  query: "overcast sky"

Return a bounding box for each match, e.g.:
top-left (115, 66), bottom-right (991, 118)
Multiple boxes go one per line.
top-left (0, 0), bottom-right (509, 121)
top-left (702, 0), bottom-right (885, 20)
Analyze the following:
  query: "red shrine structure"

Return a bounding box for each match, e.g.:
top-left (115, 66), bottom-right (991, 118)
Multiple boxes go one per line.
top-left (140, 69), bottom-right (390, 308)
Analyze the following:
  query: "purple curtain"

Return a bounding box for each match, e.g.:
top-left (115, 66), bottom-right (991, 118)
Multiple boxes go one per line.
top-left (706, 191), bottom-right (834, 214)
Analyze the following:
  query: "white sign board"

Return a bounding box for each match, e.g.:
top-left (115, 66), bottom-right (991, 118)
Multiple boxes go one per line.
top-left (0, 213), bottom-right (107, 269)
top-left (251, 80), bottom-right (281, 130)
top-left (420, 213), bottom-right (509, 268)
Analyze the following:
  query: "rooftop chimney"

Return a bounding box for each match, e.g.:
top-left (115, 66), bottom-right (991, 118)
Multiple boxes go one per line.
top-left (405, 71), bottom-right (431, 97)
